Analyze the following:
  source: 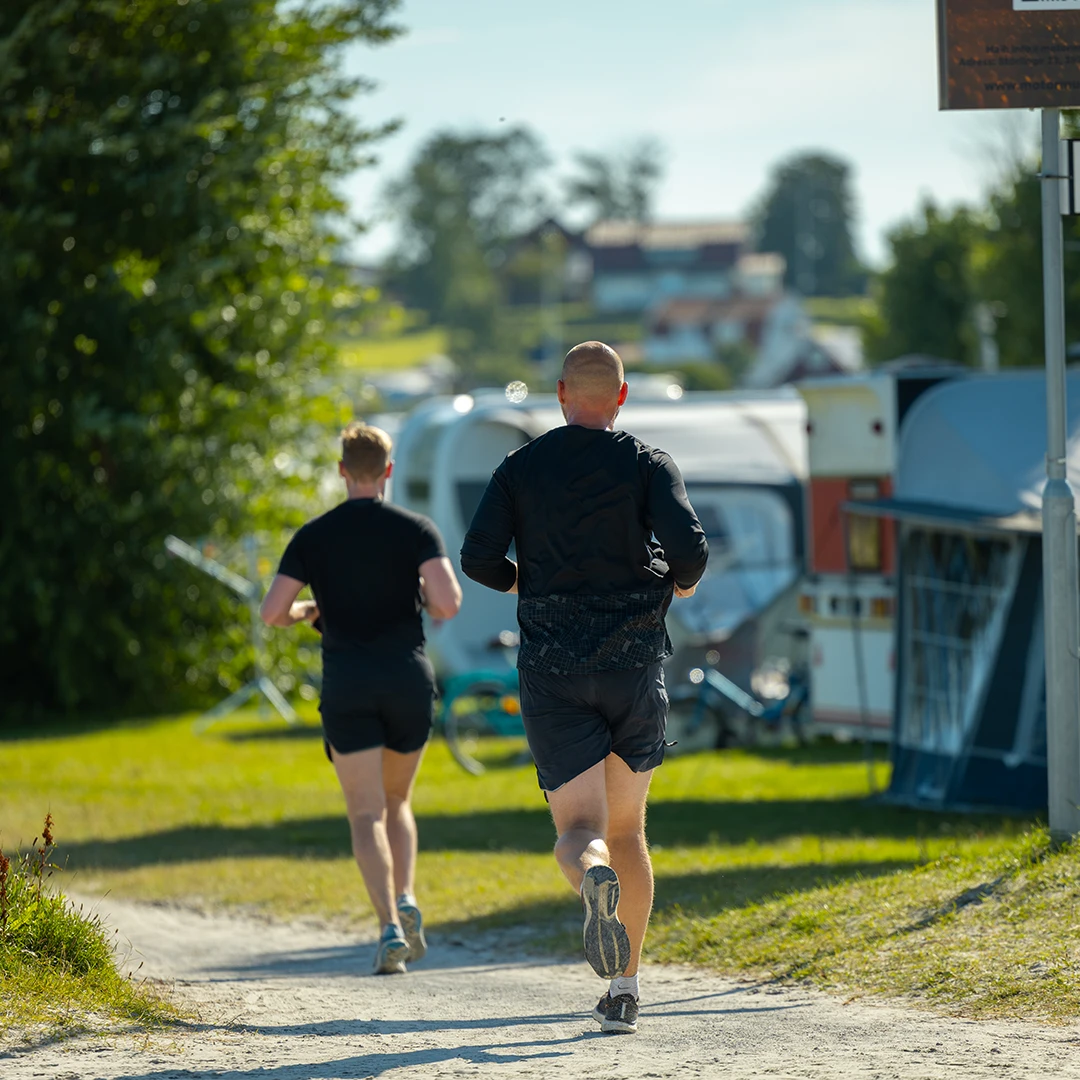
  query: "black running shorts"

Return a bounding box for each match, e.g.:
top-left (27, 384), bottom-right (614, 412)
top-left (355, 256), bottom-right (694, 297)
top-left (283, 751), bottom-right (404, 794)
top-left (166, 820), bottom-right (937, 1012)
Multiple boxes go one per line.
top-left (320, 649), bottom-right (435, 758)
top-left (517, 662), bottom-right (668, 792)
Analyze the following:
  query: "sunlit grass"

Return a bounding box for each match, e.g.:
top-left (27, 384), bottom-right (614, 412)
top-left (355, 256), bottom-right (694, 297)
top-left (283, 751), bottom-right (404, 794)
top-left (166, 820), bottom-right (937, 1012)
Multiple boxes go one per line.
top-left (1, 711), bottom-right (1063, 1018)
top-left (338, 328), bottom-right (448, 371)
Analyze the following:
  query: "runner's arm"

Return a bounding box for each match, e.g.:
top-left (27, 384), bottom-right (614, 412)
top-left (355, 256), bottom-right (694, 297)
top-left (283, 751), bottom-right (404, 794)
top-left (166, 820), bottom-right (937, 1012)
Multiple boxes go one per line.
top-left (646, 453), bottom-right (709, 594)
top-left (460, 465), bottom-right (518, 593)
top-left (419, 556), bottom-right (463, 620)
top-left (260, 574), bottom-right (320, 627)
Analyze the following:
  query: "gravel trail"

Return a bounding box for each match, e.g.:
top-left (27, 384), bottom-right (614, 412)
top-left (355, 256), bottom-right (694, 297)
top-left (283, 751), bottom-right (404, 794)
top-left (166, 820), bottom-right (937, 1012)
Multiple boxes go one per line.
top-left (3, 896), bottom-right (1080, 1079)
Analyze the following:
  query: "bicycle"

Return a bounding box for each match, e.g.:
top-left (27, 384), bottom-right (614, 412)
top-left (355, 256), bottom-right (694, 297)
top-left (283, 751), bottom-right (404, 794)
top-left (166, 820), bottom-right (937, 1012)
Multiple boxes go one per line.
top-left (439, 631), bottom-right (528, 775)
top-left (667, 627), bottom-right (812, 750)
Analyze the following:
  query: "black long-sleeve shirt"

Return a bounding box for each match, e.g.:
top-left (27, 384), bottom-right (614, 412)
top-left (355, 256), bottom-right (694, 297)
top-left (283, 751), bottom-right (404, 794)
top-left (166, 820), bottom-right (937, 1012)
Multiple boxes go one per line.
top-left (460, 425), bottom-right (709, 675)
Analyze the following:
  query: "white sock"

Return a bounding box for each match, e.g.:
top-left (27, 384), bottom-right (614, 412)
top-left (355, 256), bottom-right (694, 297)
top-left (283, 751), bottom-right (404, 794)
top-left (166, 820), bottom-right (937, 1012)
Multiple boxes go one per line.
top-left (609, 974), bottom-right (639, 1000)
top-left (398, 893), bottom-right (417, 909)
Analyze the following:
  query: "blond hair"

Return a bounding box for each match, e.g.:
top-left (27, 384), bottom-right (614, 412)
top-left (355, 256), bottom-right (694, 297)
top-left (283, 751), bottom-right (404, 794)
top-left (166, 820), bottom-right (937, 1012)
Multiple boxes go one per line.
top-left (341, 422), bottom-right (392, 481)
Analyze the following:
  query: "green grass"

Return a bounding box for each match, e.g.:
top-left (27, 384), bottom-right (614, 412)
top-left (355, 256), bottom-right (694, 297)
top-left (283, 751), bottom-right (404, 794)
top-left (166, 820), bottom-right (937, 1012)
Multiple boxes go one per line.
top-left (1, 711), bottom-right (1067, 1019)
top-left (803, 295), bottom-right (881, 326)
top-left (0, 818), bottom-right (176, 1043)
top-left (338, 328), bottom-right (448, 372)
top-left (335, 308), bottom-right (643, 380)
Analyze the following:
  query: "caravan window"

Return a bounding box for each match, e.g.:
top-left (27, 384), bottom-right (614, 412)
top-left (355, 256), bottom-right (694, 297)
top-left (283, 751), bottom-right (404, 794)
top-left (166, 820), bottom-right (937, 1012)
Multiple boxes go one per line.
top-left (846, 480), bottom-right (883, 572)
top-left (847, 515), bottom-right (883, 572)
top-left (692, 503), bottom-right (731, 555)
top-left (456, 481), bottom-right (490, 532)
top-left (686, 486), bottom-right (795, 571)
top-left (674, 485), bottom-right (800, 640)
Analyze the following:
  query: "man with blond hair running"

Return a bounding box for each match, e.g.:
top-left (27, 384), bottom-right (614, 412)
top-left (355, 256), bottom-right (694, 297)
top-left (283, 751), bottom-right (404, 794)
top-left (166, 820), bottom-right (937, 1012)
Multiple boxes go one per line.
top-left (262, 422), bottom-right (462, 975)
top-left (461, 342), bottom-right (708, 1033)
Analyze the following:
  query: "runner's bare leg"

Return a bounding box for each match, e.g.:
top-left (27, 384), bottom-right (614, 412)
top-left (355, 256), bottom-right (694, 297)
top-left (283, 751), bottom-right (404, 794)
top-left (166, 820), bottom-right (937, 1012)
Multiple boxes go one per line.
top-left (382, 745), bottom-right (426, 898)
top-left (332, 745), bottom-right (422, 927)
top-left (603, 755), bottom-right (654, 978)
top-left (547, 759), bottom-right (611, 888)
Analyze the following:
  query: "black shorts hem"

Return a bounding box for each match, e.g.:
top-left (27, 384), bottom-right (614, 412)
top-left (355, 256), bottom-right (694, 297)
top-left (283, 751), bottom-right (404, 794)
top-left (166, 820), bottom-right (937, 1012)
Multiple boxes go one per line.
top-left (535, 747), bottom-right (610, 793)
top-left (614, 737), bottom-right (666, 776)
top-left (321, 723), bottom-right (431, 760)
top-left (537, 740), bottom-right (666, 793)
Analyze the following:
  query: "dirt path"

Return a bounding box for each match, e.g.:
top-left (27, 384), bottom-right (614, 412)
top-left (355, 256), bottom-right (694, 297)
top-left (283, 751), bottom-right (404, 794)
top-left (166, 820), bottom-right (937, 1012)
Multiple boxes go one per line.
top-left (3, 896), bottom-right (1080, 1079)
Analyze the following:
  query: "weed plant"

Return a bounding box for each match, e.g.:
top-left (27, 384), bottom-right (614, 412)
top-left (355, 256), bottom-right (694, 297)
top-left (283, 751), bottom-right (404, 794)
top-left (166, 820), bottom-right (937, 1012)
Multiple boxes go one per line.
top-left (0, 814), bottom-right (174, 1043)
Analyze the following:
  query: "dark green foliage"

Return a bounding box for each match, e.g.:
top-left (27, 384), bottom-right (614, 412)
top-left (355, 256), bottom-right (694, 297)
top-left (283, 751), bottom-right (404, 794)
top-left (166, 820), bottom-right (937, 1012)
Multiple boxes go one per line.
top-left (868, 200), bottom-right (980, 365)
top-left (383, 127), bottom-right (551, 367)
top-left (0, 0), bottom-right (400, 716)
top-left (981, 173), bottom-right (1045, 368)
top-left (869, 153), bottom-right (1080, 369)
top-left (563, 139), bottom-right (664, 225)
top-left (980, 163), bottom-right (1080, 368)
top-left (753, 151), bottom-right (864, 297)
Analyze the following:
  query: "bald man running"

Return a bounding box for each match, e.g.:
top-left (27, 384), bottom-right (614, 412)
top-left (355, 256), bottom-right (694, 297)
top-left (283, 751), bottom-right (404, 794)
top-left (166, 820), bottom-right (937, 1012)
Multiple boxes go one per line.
top-left (460, 342), bottom-right (708, 1034)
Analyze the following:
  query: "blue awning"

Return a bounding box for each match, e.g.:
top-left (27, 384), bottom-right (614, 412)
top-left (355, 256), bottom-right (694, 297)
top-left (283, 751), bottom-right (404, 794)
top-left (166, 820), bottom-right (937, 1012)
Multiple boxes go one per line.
top-left (842, 498), bottom-right (1044, 535)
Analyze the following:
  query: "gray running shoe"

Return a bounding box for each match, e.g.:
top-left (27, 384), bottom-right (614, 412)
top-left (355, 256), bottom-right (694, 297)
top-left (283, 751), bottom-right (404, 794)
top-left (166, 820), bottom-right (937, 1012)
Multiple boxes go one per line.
top-left (600, 992), bottom-right (639, 1035)
top-left (373, 926), bottom-right (409, 975)
top-left (581, 865), bottom-right (630, 979)
top-left (592, 992), bottom-right (611, 1024)
top-left (397, 900), bottom-right (427, 963)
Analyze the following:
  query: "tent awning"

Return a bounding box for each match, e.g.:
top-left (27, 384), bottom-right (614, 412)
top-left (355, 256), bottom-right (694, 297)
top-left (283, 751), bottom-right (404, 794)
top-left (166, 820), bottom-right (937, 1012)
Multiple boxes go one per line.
top-left (842, 498), bottom-right (1045, 536)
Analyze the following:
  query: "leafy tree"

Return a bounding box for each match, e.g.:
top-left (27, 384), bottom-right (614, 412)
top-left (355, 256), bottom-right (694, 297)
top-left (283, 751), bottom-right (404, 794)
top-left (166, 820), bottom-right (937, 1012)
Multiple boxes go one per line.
top-left (383, 127), bottom-right (550, 363)
top-left (868, 201), bottom-right (980, 365)
top-left (0, 0), bottom-right (400, 717)
top-left (977, 161), bottom-right (1080, 368)
top-left (753, 151), bottom-right (863, 297)
top-left (563, 138), bottom-right (664, 224)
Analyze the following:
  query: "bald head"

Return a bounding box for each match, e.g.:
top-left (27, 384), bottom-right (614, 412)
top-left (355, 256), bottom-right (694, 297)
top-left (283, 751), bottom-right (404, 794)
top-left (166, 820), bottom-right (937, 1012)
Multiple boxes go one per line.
top-left (560, 341), bottom-right (625, 405)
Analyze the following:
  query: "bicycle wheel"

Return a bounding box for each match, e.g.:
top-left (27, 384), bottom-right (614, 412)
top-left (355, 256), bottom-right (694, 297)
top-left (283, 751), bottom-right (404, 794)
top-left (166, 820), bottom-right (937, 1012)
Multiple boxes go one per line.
top-left (444, 682), bottom-right (528, 775)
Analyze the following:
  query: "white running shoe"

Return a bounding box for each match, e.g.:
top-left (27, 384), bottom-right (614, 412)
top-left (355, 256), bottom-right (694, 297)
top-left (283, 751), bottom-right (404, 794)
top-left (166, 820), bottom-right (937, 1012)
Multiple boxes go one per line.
top-left (373, 926), bottom-right (409, 975)
top-left (397, 900), bottom-right (427, 963)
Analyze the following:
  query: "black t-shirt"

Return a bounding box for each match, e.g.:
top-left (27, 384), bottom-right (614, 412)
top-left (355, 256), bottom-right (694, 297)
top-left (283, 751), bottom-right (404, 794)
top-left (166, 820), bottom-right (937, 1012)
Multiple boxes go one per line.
top-left (459, 426), bottom-right (709, 674)
top-left (278, 499), bottom-right (445, 656)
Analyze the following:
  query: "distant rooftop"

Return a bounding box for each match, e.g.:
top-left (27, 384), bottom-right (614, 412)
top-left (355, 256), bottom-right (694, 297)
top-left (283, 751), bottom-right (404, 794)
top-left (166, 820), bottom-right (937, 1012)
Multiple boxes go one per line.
top-left (737, 252), bottom-right (785, 275)
top-left (585, 219), bottom-right (749, 250)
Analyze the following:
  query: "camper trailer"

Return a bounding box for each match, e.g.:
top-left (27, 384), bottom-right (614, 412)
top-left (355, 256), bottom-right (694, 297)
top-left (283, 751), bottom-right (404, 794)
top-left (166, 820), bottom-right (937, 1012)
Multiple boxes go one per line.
top-left (844, 371), bottom-right (1080, 812)
top-left (392, 390), bottom-right (809, 707)
top-left (797, 367), bottom-right (959, 742)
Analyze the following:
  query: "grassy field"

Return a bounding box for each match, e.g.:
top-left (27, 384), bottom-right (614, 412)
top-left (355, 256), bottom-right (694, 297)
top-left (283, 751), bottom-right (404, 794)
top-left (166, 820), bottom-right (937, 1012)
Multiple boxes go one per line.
top-left (2, 710), bottom-right (1074, 1020)
top-left (338, 328), bottom-right (448, 372)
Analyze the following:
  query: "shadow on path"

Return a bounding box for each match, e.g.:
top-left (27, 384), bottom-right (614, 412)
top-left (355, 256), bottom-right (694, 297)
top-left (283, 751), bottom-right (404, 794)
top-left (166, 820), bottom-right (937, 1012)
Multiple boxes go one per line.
top-left (58, 799), bottom-right (1014, 871)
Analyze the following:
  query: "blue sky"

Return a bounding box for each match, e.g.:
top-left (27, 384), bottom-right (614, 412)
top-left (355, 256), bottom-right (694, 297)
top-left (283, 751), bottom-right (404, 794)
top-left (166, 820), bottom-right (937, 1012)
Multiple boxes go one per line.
top-left (342, 0), bottom-right (1035, 267)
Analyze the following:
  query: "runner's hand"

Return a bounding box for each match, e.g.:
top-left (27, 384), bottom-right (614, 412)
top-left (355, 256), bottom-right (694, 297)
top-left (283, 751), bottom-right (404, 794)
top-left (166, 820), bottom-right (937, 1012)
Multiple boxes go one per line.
top-left (674, 584), bottom-right (696, 598)
top-left (289, 600), bottom-right (319, 623)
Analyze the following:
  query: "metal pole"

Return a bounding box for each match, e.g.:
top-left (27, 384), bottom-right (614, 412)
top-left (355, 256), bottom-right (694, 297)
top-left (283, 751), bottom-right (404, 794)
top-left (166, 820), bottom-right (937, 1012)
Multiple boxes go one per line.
top-left (1039, 108), bottom-right (1080, 842)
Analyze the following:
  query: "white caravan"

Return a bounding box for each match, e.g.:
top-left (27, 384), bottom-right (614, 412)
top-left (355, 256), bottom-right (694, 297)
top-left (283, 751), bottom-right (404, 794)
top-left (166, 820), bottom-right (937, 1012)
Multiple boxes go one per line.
top-left (796, 367), bottom-right (960, 742)
top-left (392, 389), bottom-right (809, 695)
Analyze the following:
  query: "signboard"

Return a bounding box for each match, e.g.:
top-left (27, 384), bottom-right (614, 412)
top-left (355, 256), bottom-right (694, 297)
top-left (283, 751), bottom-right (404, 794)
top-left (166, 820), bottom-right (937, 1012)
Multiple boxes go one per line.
top-left (938, 0), bottom-right (1080, 109)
